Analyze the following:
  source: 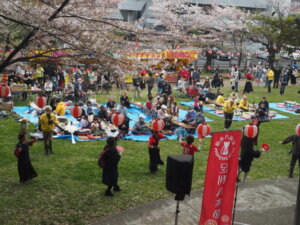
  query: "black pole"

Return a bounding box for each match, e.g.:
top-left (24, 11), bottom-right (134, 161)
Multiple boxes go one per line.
top-left (231, 178), bottom-right (239, 225)
top-left (175, 200), bottom-right (180, 225)
top-left (294, 177), bottom-right (300, 225)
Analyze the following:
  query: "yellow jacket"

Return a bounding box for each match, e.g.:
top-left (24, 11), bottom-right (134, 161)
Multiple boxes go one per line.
top-left (224, 99), bottom-right (237, 113)
top-left (216, 95), bottom-right (225, 105)
top-left (39, 113), bottom-right (58, 131)
top-left (54, 102), bottom-right (65, 116)
top-left (239, 99), bottom-right (249, 110)
top-left (266, 69), bottom-right (274, 80)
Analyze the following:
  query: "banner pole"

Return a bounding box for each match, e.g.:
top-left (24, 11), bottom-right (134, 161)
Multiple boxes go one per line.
top-left (231, 177), bottom-right (239, 225)
top-left (294, 177), bottom-right (300, 225)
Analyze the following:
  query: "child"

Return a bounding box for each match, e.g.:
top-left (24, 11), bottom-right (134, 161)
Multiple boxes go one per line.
top-left (148, 131), bottom-right (168, 174)
top-left (14, 134), bottom-right (38, 184)
top-left (90, 116), bottom-right (104, 136)
top-left (180, 135), bottom-right (199, 156)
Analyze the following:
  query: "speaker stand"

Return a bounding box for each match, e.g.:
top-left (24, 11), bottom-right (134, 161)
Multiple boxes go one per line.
top-left (175, 200), bottom-right (180, 225)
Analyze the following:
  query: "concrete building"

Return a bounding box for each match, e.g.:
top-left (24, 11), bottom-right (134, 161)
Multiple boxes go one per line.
top-left (118, 0), bottom-right (149, 22)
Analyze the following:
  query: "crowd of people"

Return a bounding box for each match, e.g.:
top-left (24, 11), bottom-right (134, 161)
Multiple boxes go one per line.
top-left (6, 61), bottom-right (299, 196)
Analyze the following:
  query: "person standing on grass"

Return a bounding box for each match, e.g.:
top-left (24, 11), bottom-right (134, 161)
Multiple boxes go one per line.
top-left (101, 137), bottom-right (121, 196)
top-left (266, 67), bottom-right (274, 93)
top-left (146, 72), bottom-right (155, 97)
top-left (223, 97), bottom-right (237, 130)
top-left (132, 73), bottom-right (141, 98)
top-left (148, 131), bottom-right (168, 174)
top-left (280, 70), bottom-right (289, 96)
top-left (38, 106), bottom-right (58, 154)
top-left (181, 135), bottom-right (199, 156)
top-left (279, 132), bottom-right (300, 178)
top-left (14, 134), bottom-right (38, 184)
top-left (238, 134), bottom-right (262, 183)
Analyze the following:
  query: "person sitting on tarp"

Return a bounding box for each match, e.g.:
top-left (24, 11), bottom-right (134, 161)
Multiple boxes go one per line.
top-left (238, 132), bottom-right (262, 183)
top-left (194, 95), bottom-right (204, 112)
top-left (106, 96), bottom-right (117, 111)
top-left (98, 105), bottom-right (109, 122)
top-left (86, 101), bottom-right (94, 115)
top-left (157, 105), bottom-right (168, 119)
top-left (120, 91), bottom-right (131, 108)
top-left (258, 96), bottom-right (269, 112)
top-left (239, 95), bottom-right (249, 112)
top-left (205, 88), bottom-right (216, 104)
top-left (90, 116), bottom-right (105, 137)
top-left (255, 100), bottom-right (269, 121)
top-left (132, 114), bottom-right (150, 135)
top-left (80, 115), bottom-right (90, 129)
top-left (161, 115), bottom-right (174, 135)
top-left (182, 107), bottom-right (196, 125)
top-left (54, 98), bottom-right (65, 116)
top-left (191, 111), bottom-right (205, 128)
top-left (215, 92), bottom-right (225, 108)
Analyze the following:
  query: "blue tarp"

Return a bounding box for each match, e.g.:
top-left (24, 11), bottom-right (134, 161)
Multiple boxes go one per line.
top-left (269, 103), bottom-right (300, 115)
top-left (179, 101), bottom-right (290, 121)
top-left (14, 104), bottom-right (212, 142)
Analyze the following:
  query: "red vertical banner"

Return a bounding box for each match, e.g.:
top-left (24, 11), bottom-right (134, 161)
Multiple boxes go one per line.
top-left (199, 130), bottom-right (242, 225)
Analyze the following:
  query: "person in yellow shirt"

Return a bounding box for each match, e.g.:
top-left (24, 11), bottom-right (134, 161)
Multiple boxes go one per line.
top-left (54, 98), bottom-right (65, 116)
top-left (223, 97), bottom-right (237, 129)
top-left (239, 95), bottom-right (249, 112)
top-left (216, 92), bottom-right (225, 107)
top-left (39, 106), bottom-right (58, 154)
top-left (266, 67), bottom-right (274, 93)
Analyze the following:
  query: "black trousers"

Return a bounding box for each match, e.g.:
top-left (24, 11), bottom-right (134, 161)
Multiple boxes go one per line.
top-left (149, 146), bottom-right (162, 173)
top-left (289, 153), bottom-right (300, 177)
top-left (280, 84), bottom-right (287, 95)
top-left (224, 112), bottom-right (233, 129)
top-left (147, 86), bottom-right (153, 96)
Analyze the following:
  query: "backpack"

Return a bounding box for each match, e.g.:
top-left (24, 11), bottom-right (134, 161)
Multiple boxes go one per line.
top-left (98, 150), bottom-right (108, 168)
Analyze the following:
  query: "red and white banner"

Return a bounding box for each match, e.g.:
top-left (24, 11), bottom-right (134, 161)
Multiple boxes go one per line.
top-left (199, 130), bottom-right (242, 225)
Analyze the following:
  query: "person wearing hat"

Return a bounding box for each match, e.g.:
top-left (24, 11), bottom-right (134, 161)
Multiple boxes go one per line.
top-left (132, 114), bottom-right (150, 135)
top-left (223, 97), bottom-right (237, 129)
top-left (182, 107), bottom-right (197, 125)
top-left (157, 105), bottom-right (168, 119)
top-left (38, 105), bottom-right (58, 154)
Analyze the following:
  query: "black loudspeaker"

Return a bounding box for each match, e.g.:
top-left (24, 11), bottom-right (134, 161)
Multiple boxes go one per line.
top-left (166, 155), bottom-right (194, 200)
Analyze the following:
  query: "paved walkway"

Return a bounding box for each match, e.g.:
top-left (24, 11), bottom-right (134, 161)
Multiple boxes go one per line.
top-left (92, 178), bottom-right (299, 225)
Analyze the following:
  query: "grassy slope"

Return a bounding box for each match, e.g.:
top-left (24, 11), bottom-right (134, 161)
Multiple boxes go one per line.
top-left (0, 84), bottom-right (299, 225)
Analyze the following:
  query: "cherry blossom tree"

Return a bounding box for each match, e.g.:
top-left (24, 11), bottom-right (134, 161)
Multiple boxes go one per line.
top-left (0, 0), bottom-right (137, 72)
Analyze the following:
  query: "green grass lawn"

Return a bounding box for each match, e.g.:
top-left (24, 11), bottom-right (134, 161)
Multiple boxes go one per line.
top-left (0, 83), bottom-right (299, 225)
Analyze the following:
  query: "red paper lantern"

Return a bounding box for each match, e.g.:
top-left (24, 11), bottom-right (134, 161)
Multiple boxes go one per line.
top-left (217, 50), bottom-right (222, 55)
top-left (227, 51), bottom-right (231, 55)
top-left (254, 51), bottom-right (258, 55)
top-left (197, 123), bottom-right (211, 138)
top-left (264, 49), bottom-right (268, 53)
top-left (152, 119), bottom-right (165, 132)
top-left (244, 124), bottom-right (258, 138)
top-left (245, 52), bottom-right (250, 56)
top-left (111, 112), bottom-right (125, 126)
top-left (208, 50), bottom-right (213, 54)
top-left (176, 45), bottom-right (180, 49)
top-left (296, 124), bottom-right (300, 136)
top-left (34, 96), bottom-right (47, 108)
top-left (70, 106), bottom-right (83, 118)
top-left (237, 52), bottom-right (241, 57)
top-left (0, 85), bottom-right (10, 97)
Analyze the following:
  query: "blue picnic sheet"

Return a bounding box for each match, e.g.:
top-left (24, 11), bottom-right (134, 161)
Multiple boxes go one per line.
top-left (179, 101), bottom-right (289, 121)
top-left (269, 103), bottom-right (300, 115)
top-left (14, 104), bottom-right (212, 142)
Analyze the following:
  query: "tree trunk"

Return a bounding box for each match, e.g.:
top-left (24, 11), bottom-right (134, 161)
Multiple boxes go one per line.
top-left (268, 47), bottom-right (275, 69)
top-left (0, 29), bottom-right (37, 73)
top-left (204, 52), bottom-right (213, 72)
